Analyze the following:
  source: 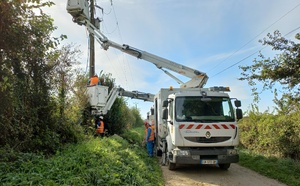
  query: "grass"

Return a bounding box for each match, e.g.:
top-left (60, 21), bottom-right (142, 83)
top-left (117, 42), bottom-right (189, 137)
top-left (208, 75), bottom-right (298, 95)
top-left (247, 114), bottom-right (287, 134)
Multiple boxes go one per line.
top-left (0, 127), bottom-right (164, 186)
top-left (2, 125), bottom-right (299, 186)
top-left (239, 148), bottom-right (300, 186)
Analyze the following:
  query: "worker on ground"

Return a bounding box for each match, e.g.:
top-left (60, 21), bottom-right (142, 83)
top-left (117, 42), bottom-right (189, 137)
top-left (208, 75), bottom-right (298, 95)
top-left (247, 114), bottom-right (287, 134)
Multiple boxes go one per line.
top-left (146, 122), bottom-right (155, 157)
top-left (89, 74), bottom-right (101, 86)
top-left (96, 116), bottom-right (105, 137)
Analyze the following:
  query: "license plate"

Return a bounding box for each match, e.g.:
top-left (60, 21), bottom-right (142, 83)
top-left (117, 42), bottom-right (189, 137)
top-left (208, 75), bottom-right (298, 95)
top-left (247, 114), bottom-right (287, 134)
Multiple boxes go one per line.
top-left (201, 160), bottom-right (218, 164)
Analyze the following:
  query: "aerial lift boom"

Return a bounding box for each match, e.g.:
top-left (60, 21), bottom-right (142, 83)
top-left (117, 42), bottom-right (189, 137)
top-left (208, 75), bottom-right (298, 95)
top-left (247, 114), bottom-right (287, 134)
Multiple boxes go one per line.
top-left (66, 0), bottom-right (209, 88)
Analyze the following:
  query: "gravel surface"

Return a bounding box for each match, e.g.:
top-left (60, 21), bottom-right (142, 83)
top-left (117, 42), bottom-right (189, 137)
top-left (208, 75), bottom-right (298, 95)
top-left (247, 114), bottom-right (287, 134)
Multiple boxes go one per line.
top-left (161, 163), bottom-right (287, 186)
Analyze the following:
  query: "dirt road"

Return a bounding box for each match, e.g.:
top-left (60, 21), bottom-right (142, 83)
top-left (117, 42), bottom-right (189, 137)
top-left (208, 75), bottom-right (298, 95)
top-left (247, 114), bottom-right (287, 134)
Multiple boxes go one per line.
top-left (161, 163), bottom-right (286, 186)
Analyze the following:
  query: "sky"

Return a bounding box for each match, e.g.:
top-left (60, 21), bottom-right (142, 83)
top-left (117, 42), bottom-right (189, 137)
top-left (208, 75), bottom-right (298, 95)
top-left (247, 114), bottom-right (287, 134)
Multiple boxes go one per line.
top-left (44, 0), bottom-right (300, 119)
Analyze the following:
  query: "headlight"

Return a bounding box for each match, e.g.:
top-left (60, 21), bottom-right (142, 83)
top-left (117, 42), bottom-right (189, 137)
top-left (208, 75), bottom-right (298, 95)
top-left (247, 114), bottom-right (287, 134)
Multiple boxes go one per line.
top-left (173, 149), bottom-right (190, 156)
top-left (227, 149), bottom-right (238, 155)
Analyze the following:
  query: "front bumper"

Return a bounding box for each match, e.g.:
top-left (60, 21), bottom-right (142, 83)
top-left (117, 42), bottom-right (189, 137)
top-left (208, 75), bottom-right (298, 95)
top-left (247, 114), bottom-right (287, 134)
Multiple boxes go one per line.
top-left (170, 148), bottom-right (239, 164)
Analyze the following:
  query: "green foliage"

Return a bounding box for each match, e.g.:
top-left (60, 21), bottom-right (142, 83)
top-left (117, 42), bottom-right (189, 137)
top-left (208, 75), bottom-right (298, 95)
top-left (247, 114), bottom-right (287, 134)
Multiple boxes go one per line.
top-left (0, 1), bottom-right (83, 154)
top-left (0, 0), bottom-right (145, 156)
top-left (106, 97), bottom-right (130, 135)
top-left (239, 149), bottom-right (300, 186)
top-left (105, 99), bottom-right (145, 135)
top-left (0, 136), bottom-right (164, 186)
top-left (239, 30), bottom-right (300, 101)
top-left (130, 107), bottom-right (144, 128)
top-left (239, 105), bottom-right (300, 160)
top-left (91, 71), bottom-right (131, 135)
top-left (99, 71), bottom-right (115, 92)
top-left (120, 126), bottom-right (146, 145)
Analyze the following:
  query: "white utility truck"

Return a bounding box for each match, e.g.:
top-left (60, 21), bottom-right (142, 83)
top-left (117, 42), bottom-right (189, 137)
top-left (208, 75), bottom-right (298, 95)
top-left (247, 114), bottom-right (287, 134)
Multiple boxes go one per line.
top-left (67, 0), bottom-right (243, 170)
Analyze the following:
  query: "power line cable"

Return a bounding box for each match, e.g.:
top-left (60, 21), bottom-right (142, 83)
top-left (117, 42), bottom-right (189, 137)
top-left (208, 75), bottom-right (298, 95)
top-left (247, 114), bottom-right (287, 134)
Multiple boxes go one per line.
top-left (211, 26), bottom-right (300, 78)
top-left (210, 2), bottom-right (300, 77)
top-left (208, 2), bottom-right (300, 73)
top-left (93, 0), bottom-right (129, 87)
top-left (110, 1), bottom-right (136, 90)
top-left (284, 26), bottom-right (300, 36)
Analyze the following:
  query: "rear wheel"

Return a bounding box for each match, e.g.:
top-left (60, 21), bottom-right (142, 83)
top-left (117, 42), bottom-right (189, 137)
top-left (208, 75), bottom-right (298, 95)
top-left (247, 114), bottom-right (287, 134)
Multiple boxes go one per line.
top-left (161, 141), bottom-right (167, 165)
top-left (156, 149), bottom-right (162, 156)
top-left (219, 163), bottom-right (231, 170)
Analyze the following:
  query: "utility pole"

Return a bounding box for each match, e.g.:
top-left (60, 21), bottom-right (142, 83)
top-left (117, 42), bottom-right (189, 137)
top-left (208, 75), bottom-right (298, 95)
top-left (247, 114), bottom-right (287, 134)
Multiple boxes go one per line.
top-left (89, 0), bottom-right (95, 78)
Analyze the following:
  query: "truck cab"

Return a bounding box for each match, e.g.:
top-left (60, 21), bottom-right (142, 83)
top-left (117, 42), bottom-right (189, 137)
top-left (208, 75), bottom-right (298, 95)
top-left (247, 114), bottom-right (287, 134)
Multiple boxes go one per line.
top-left (156, 87), bottom-right (242, 170)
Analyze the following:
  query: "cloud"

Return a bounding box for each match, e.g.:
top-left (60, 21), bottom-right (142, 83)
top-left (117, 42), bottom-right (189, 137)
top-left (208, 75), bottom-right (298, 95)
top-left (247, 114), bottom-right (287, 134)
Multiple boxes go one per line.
top-left (44, 0), bottom-right (300, 118)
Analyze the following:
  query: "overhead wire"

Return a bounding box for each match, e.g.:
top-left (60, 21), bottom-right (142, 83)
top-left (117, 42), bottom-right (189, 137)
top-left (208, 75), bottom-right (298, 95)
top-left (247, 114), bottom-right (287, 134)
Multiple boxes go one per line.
top-left (211, 26), bottom-right (300, 78)
top-left (103, 3), bottom-right (129, 89)
top-left (110, 1), bottom-right (136, 91)
top-left (93, 0), bottom-right (131, 88)
top-left (210, 2), bottom-right (300, 78)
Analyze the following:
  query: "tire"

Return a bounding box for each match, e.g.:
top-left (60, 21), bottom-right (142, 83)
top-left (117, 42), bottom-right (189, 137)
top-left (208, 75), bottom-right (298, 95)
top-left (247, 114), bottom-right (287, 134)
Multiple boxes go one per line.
top-left (219, 163), bottom-right (231, 170)
top-left (161, 152), bottom-right (167, 166)
top-left (168, 162), bottom-right (176, 170)
top-left (166, 150), bottom-right (176, 170)
top-left (156, 149), bottom-right (162, 156)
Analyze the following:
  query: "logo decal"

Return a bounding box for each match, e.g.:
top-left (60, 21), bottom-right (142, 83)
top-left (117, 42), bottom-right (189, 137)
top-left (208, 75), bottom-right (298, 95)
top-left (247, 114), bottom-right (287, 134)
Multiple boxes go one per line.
top-left (205, 131), bottom-right (211, 139)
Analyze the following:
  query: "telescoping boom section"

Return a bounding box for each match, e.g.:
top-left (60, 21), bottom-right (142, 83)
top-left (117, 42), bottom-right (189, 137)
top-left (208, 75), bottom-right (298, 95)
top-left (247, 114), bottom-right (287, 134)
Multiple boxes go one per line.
top-left (66, 0), bottom-right (208, 88)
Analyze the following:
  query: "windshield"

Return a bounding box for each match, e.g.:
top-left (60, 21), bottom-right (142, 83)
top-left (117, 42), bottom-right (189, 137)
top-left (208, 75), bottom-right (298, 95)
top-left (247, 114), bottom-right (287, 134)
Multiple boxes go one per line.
top-left (175, 96), bottom-right (235, 122)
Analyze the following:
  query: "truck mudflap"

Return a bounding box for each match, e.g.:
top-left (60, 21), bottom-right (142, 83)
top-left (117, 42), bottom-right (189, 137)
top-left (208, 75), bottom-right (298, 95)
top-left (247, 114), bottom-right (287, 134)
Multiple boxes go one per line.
top-left (169, 148), bottom-right (239, 165)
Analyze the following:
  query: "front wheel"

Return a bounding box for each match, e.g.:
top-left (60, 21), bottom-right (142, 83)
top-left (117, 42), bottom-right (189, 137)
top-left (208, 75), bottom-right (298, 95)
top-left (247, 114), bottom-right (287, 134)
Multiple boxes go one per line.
top-left (168, 162), bottom-right (176, 170)
top-left (219, 163), bottom-right (231, 170)
top-left (161, 152), bottom-right (167, 165)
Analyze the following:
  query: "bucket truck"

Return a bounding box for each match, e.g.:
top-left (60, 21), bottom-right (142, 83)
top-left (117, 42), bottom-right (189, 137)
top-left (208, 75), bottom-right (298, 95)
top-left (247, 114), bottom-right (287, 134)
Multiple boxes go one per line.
top-left (66, 0), bottom-right (243, 170)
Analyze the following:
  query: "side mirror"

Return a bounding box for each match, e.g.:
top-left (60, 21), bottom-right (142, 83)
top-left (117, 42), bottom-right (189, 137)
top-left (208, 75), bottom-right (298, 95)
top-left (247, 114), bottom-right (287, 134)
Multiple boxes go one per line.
top-left (162, 100), bottom-right (168, 107)
top-left (162, 108), bottom-right (168, 120)
top-left (234, 100), bottom-right (241, 107)
top-left (236, 108), bottom-right (243, 120)
top-left (151, 107), bottom-right (154, 115)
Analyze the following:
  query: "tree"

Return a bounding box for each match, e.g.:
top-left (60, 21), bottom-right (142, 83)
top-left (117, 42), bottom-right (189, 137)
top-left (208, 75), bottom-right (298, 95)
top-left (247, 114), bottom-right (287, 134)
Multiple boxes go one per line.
top-left (48, 44), bottom-right (81, 120)
top-left (239, 30), bottom-right (300, 104)
top-left (239, 31), bottom-right (300, 160)
top-left (130, 107), bottom-right (144, 128)
top-left (0, 1), bottom-right (81, 153)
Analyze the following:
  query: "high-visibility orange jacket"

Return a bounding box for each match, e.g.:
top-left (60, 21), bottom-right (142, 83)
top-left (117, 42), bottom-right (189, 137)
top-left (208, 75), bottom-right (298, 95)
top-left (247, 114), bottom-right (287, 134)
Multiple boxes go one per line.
top-left (96, 121), bottom-right (104, 134)
top-left (151, 125), bottom-right (155, 132)
top-left (90, 76), bottom-right (100, 86)
top-left (147, 127), bottom-right (155, 141)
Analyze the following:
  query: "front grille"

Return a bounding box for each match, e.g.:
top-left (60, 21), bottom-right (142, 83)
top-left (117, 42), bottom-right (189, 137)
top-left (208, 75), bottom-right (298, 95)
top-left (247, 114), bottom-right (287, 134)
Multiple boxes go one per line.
top-left (185, 137), bottom-right (231, 143)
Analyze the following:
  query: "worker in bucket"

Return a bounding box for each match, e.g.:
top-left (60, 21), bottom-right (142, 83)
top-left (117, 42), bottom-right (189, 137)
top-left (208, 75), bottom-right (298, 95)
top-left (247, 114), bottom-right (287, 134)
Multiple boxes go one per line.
top-left (146, 121), bottom-right (155, 157)
top-left (96, 116), bottom-right (105, 137)
top-left (89, 74), bottom-right (100, 86)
